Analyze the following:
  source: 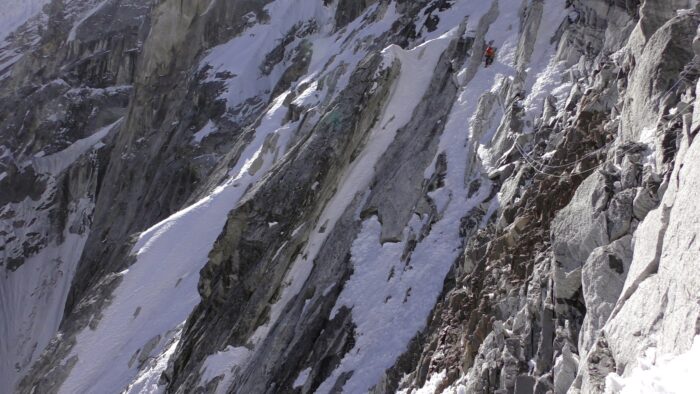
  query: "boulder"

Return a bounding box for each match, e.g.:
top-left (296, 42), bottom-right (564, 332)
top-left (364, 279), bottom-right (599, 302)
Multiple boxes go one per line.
top-left (606, 189), bottom-right (635, 241)
top-left (578, 236), bottom-right (633, 359)
top-left (632, 186), bottom-right (659, 220)
top-left (553, 344), bottom-right (578, 394)
top-left (551, 172), bottom-right (610, 300)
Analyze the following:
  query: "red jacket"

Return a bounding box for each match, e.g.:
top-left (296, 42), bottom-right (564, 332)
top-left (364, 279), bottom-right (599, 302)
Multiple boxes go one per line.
top-left (485, 47), bottom-right (495, 57)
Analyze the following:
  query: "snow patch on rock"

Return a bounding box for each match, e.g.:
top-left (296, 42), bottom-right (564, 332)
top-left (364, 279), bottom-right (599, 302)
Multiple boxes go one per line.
top-left (605, 336), bottom-right (700, 394)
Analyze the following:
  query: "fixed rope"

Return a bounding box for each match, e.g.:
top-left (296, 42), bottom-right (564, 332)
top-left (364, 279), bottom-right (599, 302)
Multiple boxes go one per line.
top-left (514, 63), bottom-right (698, 178)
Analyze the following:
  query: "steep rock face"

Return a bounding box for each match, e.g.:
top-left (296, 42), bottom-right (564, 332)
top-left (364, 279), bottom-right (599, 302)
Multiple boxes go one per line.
top-left (597, 77), bottom-right (700, 390)
top-left (1, 0), bottom-right (151, 389)
top-left (65, 0), bottom-right (275, 316)
top-left (1, 0), bottom-right (699, 394)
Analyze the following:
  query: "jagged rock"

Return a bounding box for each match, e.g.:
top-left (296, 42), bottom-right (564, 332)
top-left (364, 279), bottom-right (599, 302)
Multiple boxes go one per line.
top-left (603, 120), bottom-right (700, 383)
top-left (551, 171), bottom-right (610, 300)
top-left (606, 188), bottom-right (635, 240)
top-left (620, 154), bottom-right (642, 189)
top-left (632, 186), bottom-right (659, 220)
top-left (621, 10), bottom-right (698, 147)
top-left (534, 374), bottom-right (554, 394)
top-left (579, 235), bottom-right (633, 359)
top-left (334, 0), bottom-right (377, 29)
top-left (570, 333), bottom-right (617, 394)
top-left (553, 344), bottom-right (578, 394)
top-left (515, 375), bottom-right (536, 394)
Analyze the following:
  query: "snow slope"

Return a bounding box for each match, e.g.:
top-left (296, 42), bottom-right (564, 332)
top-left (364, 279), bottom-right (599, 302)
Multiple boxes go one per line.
top-left (31, 0), bottom-right (569, 391)
top-left (0, 231), bottom-right (89, 390)
top-left (320, 1), bottom-right (569, 392)
top-left (316, 30), bottom-right (471, 394)
top-left (201, 0), bottom-right (335, 118)
top-left (0, 0), bottom-right (49, 43)
top-left (605, 336), bottom-right (700, 394)
top-left (57, 92), bottom-right (300, 393)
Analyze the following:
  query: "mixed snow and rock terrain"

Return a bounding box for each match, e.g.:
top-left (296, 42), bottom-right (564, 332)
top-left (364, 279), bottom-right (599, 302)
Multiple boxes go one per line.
top-left (1, 0), bottom-right (699, 393)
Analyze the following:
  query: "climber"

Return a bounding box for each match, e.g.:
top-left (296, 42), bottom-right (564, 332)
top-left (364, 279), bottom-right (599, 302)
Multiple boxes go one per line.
top-left (484, 45), bottom-right (496, 68)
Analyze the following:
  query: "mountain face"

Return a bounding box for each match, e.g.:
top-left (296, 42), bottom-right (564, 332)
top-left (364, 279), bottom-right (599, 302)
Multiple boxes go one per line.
top-left (1, 0), bottom-right (699, 393)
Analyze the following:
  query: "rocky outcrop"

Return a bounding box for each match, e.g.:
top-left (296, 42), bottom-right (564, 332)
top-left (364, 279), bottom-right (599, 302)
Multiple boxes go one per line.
top-left (0, 0), bottom-right (150, 388)
top-left (392, 2), bottom-right (700, 394)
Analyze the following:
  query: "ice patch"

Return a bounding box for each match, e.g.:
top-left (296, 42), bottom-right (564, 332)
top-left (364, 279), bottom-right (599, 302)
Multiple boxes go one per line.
top-left (293, 367), bottom-right (312, 389)
top-left (67, 0), bottom-right (109, 42)
top-left (32, 118), bottom-right (122, 175)
top-left (199, 346), bottom-right (252, 394)
top-left (191, 120), bottom-right (218, 144)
